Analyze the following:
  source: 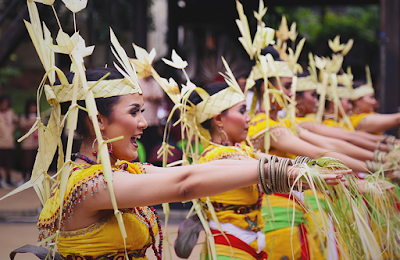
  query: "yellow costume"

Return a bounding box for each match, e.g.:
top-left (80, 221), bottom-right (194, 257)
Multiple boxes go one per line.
top-left (322, 118), bottom-right (351, 130)
top-left (199, 143), bottom-right (268, 260)
top-left (38, 161), bottom-right (158, 259)
top-left (248, 113), bottom-right (296, 159)
top-left (248, 114), bottom-right (332, 259)
top-left (349, 112), bottom-right (382, 135)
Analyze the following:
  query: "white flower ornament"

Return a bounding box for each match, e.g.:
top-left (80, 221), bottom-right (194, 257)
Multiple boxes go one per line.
top-left (162, 50), bottom-right (188, 69)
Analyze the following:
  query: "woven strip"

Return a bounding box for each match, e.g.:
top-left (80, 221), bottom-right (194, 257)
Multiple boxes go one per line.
top-left (326, 86), bottom-right (352, 100)
top-left (45, 78), bottom-right (141, 103)
top-left (297, 76), bottom-right (321, 92)
top-left (195, 88), bottom-right (245, 123)
top-left (252, 60), bottom-right (294, 81)
top-left (352, 84), bottom-right (374, 100)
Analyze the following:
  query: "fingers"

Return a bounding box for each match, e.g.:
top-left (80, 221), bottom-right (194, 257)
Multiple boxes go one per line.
top-left (332, 169), bottom-right (353, 175)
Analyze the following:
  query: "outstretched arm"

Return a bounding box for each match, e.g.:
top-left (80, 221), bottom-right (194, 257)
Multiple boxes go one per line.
top-left (297, 127), bottom-right (374, 162)
top-left (303, 122), bottom-right (385, 151)
top-left (267, 128), bottom-right (368, 172)
top-left (66, 158), bottom-right (348, 230)
top-left (356, 113), bottom-right (400, 133)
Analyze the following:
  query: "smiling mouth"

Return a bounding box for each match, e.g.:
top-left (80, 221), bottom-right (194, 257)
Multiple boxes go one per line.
top-left (130, 135), bottom-right (141, 147)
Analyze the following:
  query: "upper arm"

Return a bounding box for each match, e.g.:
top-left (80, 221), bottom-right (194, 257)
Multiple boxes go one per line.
top-left (75, 170), bottom-right (189, 212)
top-left (357, 113), bottom-right (400, 133)
top-left (270, 128), bottom-right (325, 158)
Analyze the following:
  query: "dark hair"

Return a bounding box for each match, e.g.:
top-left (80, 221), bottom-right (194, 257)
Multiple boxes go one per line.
top-left (324, 85), bottom-right (346, 109)
top-left (353, 80), bottom-right (367, 89)
top-left (24, 99), bottom-right (37, 119)
top-left (0, 95), bottom-right (11, 106)
top-left (188, 82), bottom-right (229, 130)
top-left (59, 68), bottom-right (124, 139)
top-left (261, 46), bottom-right (283, 61)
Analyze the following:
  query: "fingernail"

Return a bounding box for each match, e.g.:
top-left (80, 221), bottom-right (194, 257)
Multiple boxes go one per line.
top-left (336, 175), bottom-right (343, 179)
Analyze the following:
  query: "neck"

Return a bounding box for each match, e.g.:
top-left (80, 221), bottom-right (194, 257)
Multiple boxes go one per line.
top-left (77, 142), bottom-right (118, 165)
top-left (209, 131), bottom-right (234, 146)
top-left (352, 107), bottom-right (364, 114)
top-left (269, 109), bottom-right (278, 121)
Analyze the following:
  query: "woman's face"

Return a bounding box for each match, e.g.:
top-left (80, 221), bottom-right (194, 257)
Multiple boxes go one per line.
top-left (29, 103), bottom-right (37, 114)
top-left (296, 89), bottom-right (318, 114)
top-left (354, 93), bottom-right (376, 113)
top-left (220, 101), bottom-right (250, 144)
top-left (101, 93), bottom-right (148, 161)
top-left (0, 99), bottom-right (10, 110)
top-left (268, 77), bottom-right (293, 109)
top-left (340, 98), bottom-right (353, 116)
top-left (277, 77), bottom-right (293, 97)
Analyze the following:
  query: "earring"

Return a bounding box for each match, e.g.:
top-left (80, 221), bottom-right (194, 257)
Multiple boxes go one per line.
top-left (219, 127), bottom-right (229, 146)
top-left (92, 134), bottom-right (113, 156)
top-left (296, 103), bottom-right (306, 117)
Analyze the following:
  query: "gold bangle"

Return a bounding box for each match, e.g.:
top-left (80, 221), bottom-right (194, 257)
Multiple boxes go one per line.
top-left (268, 156), bottom-right (278, 193)
top-left (277, 158), bottom-right (285, 193)
top-left (258, 157), bottom-right (271, 195)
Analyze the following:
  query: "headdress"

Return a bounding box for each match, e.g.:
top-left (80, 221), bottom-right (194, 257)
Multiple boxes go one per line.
top-left (236, 1), bottom-right (305, 152)
top-left (296, 53), bottom-right (323, 92)
top-left (145, 49), bottom-right (246, 259)
top-left (314, 35), bottom-right (354, 130)
top-left (352, 65), bottom-right (374, 100)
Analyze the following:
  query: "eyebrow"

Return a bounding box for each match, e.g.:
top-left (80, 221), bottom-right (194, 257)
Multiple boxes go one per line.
top-left (128, 103), bottom-right (142, 108)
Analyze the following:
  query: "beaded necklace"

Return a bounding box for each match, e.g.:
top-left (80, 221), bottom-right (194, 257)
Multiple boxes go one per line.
top-left (137, 207), bottom-right (163, 260)
top-left (73, 152), bottom-right (96, 165)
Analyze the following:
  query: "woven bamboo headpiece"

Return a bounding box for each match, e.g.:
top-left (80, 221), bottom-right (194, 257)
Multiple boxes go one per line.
top-left (45, 78), bottom-right (142, 103)
top-left (297, 75), bottom-right (322, 92)
top-left (326, 85), bottom-right (352, 100)
top-left (352, 65), bottom-right (374, 100)
top-left (185, 57), bottom-right (245, 123)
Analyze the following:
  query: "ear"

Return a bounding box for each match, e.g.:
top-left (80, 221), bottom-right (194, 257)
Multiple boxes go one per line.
top-left (97, 114), bottom-right (107, 131)
top-left (211, 113), bottom-right (224, 128)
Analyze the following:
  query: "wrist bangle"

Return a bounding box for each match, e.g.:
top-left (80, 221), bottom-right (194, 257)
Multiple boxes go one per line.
top-left (258, 157), bottom-right (271, 195)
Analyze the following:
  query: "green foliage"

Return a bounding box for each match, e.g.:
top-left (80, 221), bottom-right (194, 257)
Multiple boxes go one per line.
top-left (268, 5), bottom-right (379, 45)
top-left (0, 66), bottom-right (22, 86)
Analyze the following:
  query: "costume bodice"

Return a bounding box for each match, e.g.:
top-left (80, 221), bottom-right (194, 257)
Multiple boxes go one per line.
top-left (248, 113), bottom-right (296, 159)
top-left (38, 161), bottom-right (157, 259)
top-left (349, 112), bottom-right (382, 135)
top-left (198, 143), bottom-right (263, 232)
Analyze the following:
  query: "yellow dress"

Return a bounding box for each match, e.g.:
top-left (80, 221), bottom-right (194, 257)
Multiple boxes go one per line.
top-left (38, 161), bottom-right (158, 260)
top-left (199, 143), bottom-right (268, 260)
top-left (249, 113), bottom-right (329, 259)
top-left (349, 112), bottom-right (382, 135)
top-left (248, 113), bottom-right (296, 159)
top-left (322, 118), bottom-right (351, 130)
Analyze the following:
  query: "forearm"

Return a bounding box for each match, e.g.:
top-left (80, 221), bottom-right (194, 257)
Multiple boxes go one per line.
top-left (272, 135), bottom-right (367, 173)
top-left (319, 151), bottom-right (367, 173)
top-left (309, 125), bottom-right (381, 151)
top-left (126, 160), bottom-right (260, 206)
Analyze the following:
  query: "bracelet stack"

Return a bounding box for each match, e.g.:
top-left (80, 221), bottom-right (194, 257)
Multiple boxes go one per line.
top-left (293, 156), bottom-right (312, 166)
top-left (385, 135), bottom-right (396, 152)
top-left (257, 156), bottom-right (293, 195)
top-left (373, 150), bottom-right (387, 164)
top-left (366, 160), bottom-right (383, 173)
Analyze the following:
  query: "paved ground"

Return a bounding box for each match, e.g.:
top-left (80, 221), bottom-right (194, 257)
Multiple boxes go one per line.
top-left (0, 184), bottom-right (204, 260)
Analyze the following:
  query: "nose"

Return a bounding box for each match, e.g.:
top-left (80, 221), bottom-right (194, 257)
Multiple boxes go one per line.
top-left (245, 112), bottom-right (250, 123)
top-left (284, 87), bottom-right (293, 98)
top-left (138, 114), bottom-right (148, 130)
